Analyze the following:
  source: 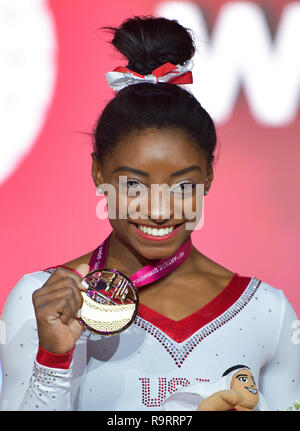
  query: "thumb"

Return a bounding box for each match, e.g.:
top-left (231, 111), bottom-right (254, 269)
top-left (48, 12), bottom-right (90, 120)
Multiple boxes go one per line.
top-left (75, 263), bottom-right (90, 278)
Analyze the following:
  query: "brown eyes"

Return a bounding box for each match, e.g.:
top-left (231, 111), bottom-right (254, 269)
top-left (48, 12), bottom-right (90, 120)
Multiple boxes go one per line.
top-left (125, 180), bottom-right (196, 191)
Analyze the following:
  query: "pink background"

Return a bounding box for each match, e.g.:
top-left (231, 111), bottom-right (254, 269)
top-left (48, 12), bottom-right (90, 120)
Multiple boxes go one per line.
top-left (0, 0), bottom-right (299, 319)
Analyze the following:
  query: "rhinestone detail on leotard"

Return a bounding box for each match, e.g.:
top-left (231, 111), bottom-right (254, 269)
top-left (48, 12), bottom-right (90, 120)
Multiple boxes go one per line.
top-left (134, 277), bottom-right (261, 368)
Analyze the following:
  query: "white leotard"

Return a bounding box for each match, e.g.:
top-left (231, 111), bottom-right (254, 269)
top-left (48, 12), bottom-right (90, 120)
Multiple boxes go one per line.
top-left (0, 269), bottom-right (299, 411)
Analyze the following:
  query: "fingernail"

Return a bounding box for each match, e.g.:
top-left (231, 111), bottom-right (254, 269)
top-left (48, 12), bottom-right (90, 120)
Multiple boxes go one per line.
top-left (81, 280), bottom-right (89, 290)
top-left (76, 308), bottom-right (82, 319)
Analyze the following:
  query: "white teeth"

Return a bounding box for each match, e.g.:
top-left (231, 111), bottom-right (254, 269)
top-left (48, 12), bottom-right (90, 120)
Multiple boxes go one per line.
top-left (137, 225), bottom-right (175, 236)
top-left (246, 387), bottom-right (257, 394)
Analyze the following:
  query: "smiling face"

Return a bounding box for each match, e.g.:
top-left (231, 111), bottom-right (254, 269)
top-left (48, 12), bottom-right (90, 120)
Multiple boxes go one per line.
top-left (92, 127), bottom-right (213, 261)
top-left (230, 369), bottom-right (259, 409)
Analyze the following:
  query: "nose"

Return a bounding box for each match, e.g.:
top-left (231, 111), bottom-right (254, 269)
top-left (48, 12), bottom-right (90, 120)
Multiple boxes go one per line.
top-left (149, 187), bottom-right (172, 223)
top-left (150, 202), bottom-right (171, 222)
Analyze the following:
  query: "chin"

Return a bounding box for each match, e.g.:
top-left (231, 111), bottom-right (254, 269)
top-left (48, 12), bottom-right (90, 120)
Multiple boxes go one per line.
top-left (135, 245), bottom-right (177, 261)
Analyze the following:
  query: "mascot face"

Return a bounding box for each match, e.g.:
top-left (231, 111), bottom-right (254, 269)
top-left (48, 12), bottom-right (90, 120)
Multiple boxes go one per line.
top-left (230, 368), bottom-right (259, 409)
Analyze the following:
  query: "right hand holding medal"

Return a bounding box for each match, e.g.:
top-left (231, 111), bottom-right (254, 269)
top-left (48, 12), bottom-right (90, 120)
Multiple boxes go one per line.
top-left (32, 264), bottom-right (90, 354)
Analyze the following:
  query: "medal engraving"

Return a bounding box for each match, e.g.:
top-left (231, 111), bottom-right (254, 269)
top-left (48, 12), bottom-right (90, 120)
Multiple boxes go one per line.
top-left (78, 269), bottom-right (139, 336)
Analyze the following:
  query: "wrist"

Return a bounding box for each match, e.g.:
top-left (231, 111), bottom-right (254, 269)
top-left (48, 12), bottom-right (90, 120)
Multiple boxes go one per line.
top-left (36, 343), bottom-right (75, 369)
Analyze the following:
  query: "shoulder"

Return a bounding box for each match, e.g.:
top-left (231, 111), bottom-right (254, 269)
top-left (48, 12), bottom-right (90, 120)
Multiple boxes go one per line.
top-left (0, 270), bottom-right (54, 341)
top-left (240, 275), bottom-right (288, 312)
top-left (243, 277), bottom-right (298, 333)
top-left (2, 270), bottom-right (53, 316)
top-left (256, 280), bottom-right (299, 327)
top-left (254, 278), bottom-right (289, 310)
top-left (11, 270), bottom-right (53, 294)
top-left (61, 251), bottom-right (94, 271)
top-left (2, 251), bottom-right (94, 316)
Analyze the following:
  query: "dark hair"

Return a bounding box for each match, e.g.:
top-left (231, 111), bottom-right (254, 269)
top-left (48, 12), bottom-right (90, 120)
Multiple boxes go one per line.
top-left (93, 16), bottom-right (217, 167)
top-left (222, 365), bottom-right (250, 377)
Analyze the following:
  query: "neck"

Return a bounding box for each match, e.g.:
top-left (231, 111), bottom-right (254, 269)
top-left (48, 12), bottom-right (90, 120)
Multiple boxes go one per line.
top-left (106, 230), bottom-right (194, 278)
top-left (106, 231), bottom-right (155, 276)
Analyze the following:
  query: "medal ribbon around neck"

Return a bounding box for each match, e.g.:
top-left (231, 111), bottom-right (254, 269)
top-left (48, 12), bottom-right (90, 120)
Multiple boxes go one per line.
top-left (78, 232), bottom-right (192, 336)
top-left (89, 231), bottom-right (193, 286)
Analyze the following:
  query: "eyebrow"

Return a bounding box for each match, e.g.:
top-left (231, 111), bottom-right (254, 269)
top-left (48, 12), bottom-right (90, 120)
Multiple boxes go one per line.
top-left (112, 165), bottom-right (202, 177)
top-left (112, 166), bottom-right (150, 177)
top-left (235, 374), bottom-right (248, 378)
top-left (170, 166), bottom-right (202, 177)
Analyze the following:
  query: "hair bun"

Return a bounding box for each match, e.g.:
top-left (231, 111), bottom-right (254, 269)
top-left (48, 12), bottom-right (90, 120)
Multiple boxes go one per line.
top-left (106, 16), bottom-right (195, 75)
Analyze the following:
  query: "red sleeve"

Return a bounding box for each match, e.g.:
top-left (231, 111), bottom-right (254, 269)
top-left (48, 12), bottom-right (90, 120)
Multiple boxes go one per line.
top-left (36, 344), bottom-right (75, 369)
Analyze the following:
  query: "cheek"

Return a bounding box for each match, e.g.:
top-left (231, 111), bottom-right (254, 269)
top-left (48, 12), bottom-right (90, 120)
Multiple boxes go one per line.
top-left (177, 194), bottom-right (203, 222)
top-left (128, 194), bottom-right (150, 218)
top-left (106, 187), bottom-right (130, 215)
top-left (231, 380), bottom-right (243, 392)
top-left (107, 190), bottom-right (150, 220)
top-left (106, 188), bottom-right (202, 222)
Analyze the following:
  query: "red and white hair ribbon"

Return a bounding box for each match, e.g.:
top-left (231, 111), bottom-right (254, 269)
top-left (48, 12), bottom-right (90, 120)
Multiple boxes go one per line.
top-left (105, 61), bottom-right (193, 92)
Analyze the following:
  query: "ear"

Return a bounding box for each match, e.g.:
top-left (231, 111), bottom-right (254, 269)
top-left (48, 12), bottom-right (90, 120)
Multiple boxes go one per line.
top-left (206, 164), bottom-right (214, 192)
top-left (91, 152), bottom-right (105, 187)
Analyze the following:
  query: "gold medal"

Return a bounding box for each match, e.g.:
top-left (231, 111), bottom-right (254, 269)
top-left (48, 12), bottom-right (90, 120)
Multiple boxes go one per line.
top-left (78, 268), bottom-right (139, 336)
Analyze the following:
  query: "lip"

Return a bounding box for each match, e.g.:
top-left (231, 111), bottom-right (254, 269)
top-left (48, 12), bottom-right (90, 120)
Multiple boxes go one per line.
top-left (245, 387), bottom-right (258, 394)
top-left (130, 222), bottom-right (184, 241)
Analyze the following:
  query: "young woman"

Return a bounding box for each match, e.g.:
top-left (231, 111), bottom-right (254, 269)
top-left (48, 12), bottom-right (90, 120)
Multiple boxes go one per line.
top-left (0, 16), bottom-right (299, 412)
